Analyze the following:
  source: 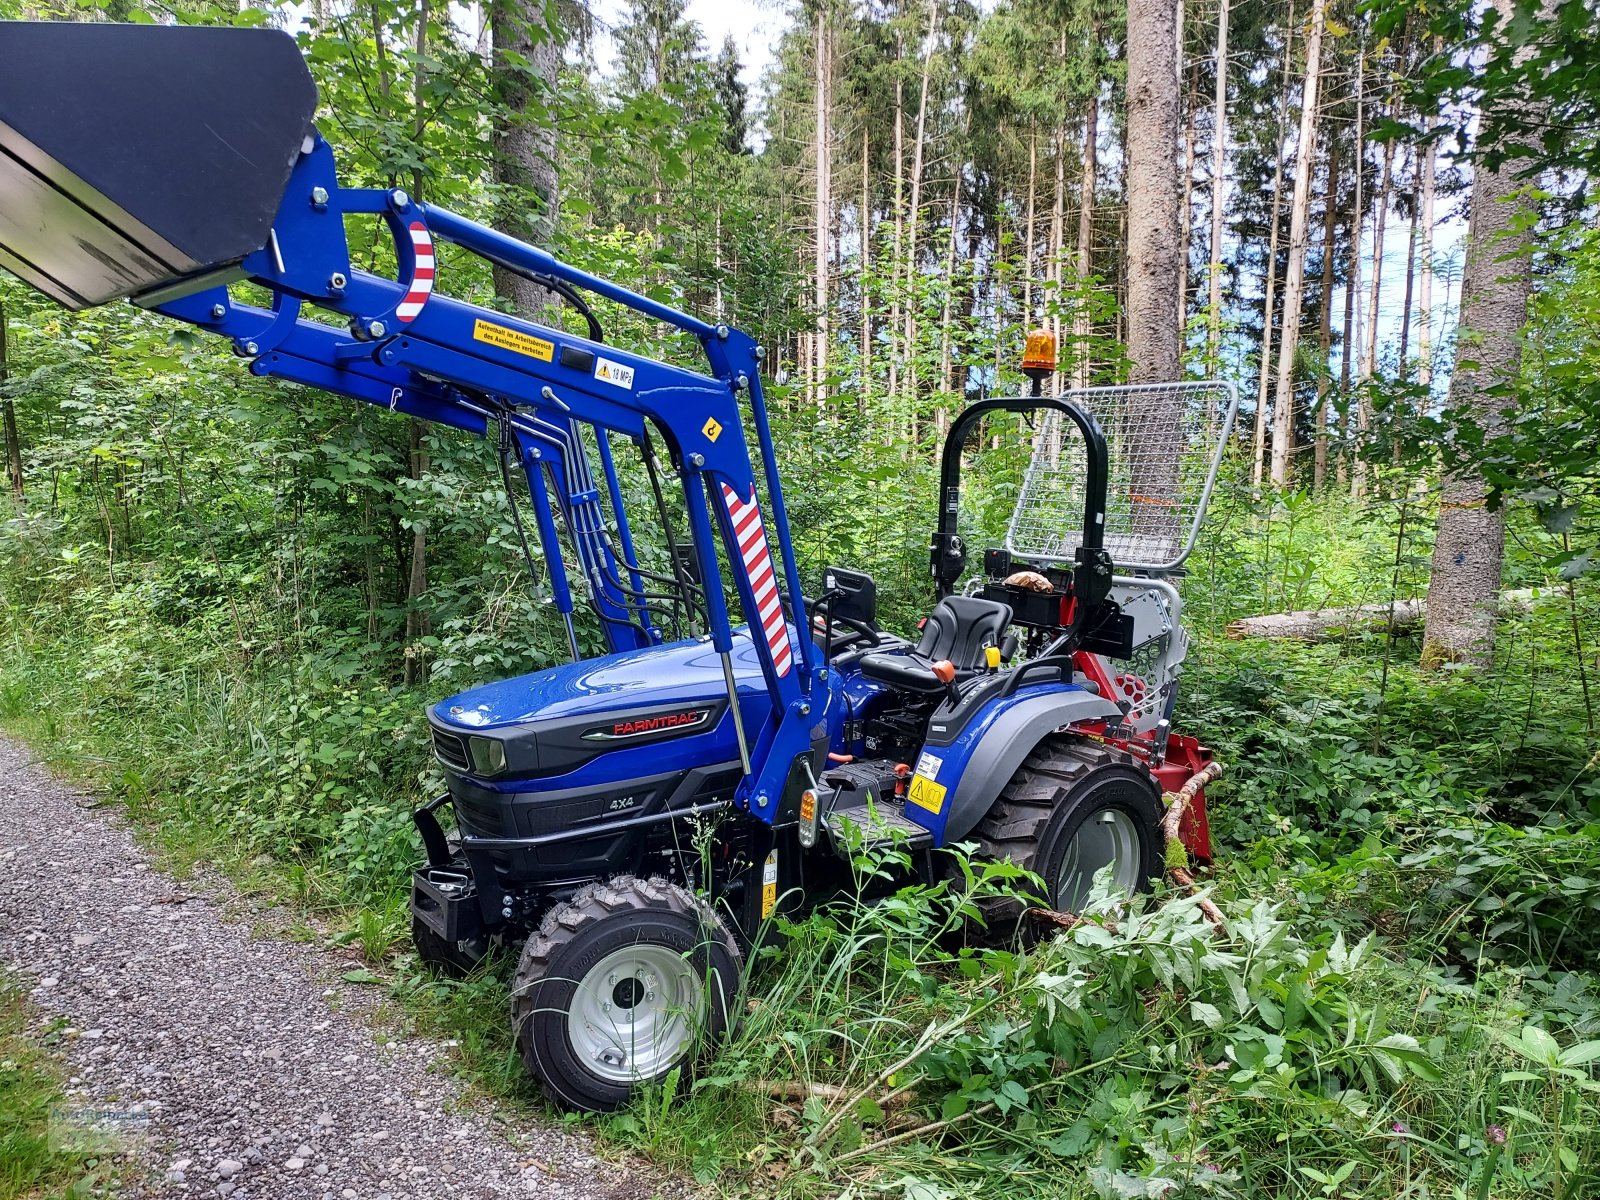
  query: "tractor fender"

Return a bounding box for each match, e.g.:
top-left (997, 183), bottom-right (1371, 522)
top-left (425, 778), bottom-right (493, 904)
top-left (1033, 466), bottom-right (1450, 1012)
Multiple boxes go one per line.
top-left (905, 684), bottom-right (1122, 846)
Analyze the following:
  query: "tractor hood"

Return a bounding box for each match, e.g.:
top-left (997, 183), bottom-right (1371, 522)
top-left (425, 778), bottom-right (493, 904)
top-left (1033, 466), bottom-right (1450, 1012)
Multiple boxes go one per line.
top-left (427, 630), bottom-right (783, 782)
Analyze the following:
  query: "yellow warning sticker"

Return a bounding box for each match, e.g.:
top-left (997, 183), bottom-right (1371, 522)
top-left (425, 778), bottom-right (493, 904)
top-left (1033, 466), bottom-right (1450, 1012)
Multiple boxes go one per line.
top-left (472, 319), bottom-right (553, 362)
top-left (761, 850), bottom-right (779, 918)
top-left (907, 774), bottom-right (946, 815)
top-left (702, 416), bottom-right (723, 443)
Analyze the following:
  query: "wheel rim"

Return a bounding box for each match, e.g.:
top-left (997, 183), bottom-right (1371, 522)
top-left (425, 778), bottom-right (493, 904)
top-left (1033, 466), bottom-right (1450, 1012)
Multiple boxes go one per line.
top-left (1055, 806), bottom-right (1142, 912)
top-left (566, 943), bottom-right (704, 1084)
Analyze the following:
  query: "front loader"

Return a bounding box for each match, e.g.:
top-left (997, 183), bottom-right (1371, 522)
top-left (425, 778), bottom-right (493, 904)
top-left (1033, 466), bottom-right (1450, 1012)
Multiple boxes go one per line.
top-left (0, 20), bottom-right (1236, 1112)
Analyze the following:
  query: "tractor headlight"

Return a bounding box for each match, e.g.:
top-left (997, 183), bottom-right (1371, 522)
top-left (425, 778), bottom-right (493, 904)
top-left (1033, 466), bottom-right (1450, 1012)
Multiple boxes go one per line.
top-left (468, 736), bottom-right (507, 776)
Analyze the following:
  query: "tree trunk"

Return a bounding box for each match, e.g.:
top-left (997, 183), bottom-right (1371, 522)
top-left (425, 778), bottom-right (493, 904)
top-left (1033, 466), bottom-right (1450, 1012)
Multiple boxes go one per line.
top-left (1421, 0), bottom-right (1538, 671)
top-left (491, 0), bottom-right (560, 318)
top-left (860, 123), bottom-right (872, 405)
top-left (1229, 599), bottom-right (1426, 641)
top-left (1360, 131), bottom-right (1396, 379)
top-left (1416, 96), bottom-right (1437, 388)
top-left (412, 0), bottom-right (430, 204)
top-left (403, 422), bottom-right (429, 686)
top-left (1313, 137), bottom-right (1339, 491)
top-left (0, 295), bottom-right (20, 506)
top-left (1024, 125), bottom-right (1037, 321)
top-left (1125, 0), bottom-right (1183, 387)
top-left (1072, 91), bottom-right (1097, 390)
top-left (1398, 143), bottom-right (1418, 371)
top-left (1346, 49), bottom-right (1366, 497)
top-left (1206, 0), bottom-right (1229, 367)
top-left (1176, 60), bottom-right (1199, 334)
top-left (903, 0), bottom-right (938, 422)
top-left (1051, 116), bottom-right (1066, 395)
top-left (1252, 2), bottom-right (1294, 489)
top-left (1267, 0), bottom-right (1326, 488)
top-left (813, 5), bottom-right (832, 410)
top-left (889, 34), bottom-right (904, 403)
top-left (1354, 97), bottom-right (1395, 496)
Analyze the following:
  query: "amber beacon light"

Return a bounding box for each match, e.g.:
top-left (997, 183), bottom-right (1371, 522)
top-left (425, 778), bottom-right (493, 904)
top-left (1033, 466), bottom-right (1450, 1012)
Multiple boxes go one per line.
top-left (1021, 328), bottom-right (1057, 396)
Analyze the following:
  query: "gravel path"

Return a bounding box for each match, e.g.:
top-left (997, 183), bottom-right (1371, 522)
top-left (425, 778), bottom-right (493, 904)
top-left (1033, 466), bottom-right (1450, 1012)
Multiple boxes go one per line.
top-left (0, 735), bottom-right (667, 1200)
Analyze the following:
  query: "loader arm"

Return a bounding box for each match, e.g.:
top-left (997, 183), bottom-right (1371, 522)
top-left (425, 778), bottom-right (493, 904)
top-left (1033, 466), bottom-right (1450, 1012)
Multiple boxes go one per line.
top-left (0, 20), bottom-right (821, 823)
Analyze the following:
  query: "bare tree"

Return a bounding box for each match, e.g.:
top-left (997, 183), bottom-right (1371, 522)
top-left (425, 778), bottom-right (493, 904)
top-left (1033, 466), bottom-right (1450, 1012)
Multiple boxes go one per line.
top-left (1421, 0), bottom-right (1539, 671)
top-left (1268, 0), bottom-right (1327, 487)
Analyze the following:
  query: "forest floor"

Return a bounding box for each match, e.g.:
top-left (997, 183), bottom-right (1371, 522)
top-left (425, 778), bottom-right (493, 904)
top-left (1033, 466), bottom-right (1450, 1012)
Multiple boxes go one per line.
top-left (0, 735), bottom-right (671, 1200)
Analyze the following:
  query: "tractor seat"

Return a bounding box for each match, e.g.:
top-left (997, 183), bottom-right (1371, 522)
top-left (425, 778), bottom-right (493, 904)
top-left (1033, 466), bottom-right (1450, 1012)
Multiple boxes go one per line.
top-left (858, 595), bottom-right (1014, 693)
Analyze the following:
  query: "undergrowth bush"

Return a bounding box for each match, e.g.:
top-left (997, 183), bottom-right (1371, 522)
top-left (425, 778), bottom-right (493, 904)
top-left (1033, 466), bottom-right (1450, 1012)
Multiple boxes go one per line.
top-left (600, 844), bottom-right (1600, 1199)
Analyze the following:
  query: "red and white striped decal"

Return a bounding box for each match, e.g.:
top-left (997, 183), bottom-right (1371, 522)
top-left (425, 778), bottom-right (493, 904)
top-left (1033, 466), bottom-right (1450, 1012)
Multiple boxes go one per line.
top-left (721, 483), bottom-right (793, 677)
top-left (396, 222), bottom-right (435, 323)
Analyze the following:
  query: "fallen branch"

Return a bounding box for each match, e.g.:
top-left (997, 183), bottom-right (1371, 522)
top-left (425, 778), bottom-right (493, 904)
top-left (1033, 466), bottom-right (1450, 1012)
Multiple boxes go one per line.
top-left (1162, 761), bottom-right (1228, 933)
top-left (739, 1080), bottom-right (849, 1103)
top-left (1028, 906), bottom-right (1116, 935)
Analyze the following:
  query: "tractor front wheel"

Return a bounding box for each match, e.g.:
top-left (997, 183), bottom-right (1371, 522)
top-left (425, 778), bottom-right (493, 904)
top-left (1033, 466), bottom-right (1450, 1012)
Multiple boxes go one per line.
top-left (510, 875), bottom-right (742, 1112)
top-left (974, 737), bottom-right (1163, 929)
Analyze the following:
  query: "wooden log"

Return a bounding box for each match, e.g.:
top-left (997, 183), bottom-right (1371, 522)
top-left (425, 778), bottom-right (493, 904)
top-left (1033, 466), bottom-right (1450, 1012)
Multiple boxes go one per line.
top-left (1227, 590), bottom-right (1541, 642)
top-left (1227, 600), bottom-right (1425, 641)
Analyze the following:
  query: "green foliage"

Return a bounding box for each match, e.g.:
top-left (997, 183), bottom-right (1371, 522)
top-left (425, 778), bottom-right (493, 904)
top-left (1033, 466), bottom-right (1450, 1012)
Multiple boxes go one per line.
top-left (0, 973), bottom-right (121, 1199)
top-left (598, 850), bottom-right (1600, 1198)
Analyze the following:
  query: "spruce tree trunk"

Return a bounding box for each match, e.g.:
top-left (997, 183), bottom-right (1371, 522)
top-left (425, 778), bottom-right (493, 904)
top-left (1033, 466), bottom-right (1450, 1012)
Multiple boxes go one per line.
top-left (1206, 0), bottom-right (1229, 368)
top-left (491, 0), bottom-right (560, 319)
top-left (813, 7), bottom-right (832, 410)
top-left (1313, 138), bottom-right (1339, 491)
top-left (1421, 0), bottom-right (1538, 672)
top-left (860, 124), bottom-right (872, 405)
top-left (1416, 96), bottom-right (1437, 388)
top-left (1125, 0), bottom-right (1182, 387)
top-left (1024, 126), bottom-right (1037, 321)
top-left (402, 2), bottom-right (437, 683)
top-left (1176, 61), bottom-right (1199, 333)
top-left (1353, 122), bottom-right (1395, 492)
top-left (904, 0), bottom-right (938, 425)
top-left (889, 32), bottom-right (905, 404)
top-left (1251, 2), bottom-right (1294, 490)
top-left (1267, 0), bottom-right (1326, 487)
top-left (1399, 145), bottom-right (1418, 371)
top-left (1345, 49), bottom-right (1366, 496)
top-left (1072, 91), bottom-right (1097, 390)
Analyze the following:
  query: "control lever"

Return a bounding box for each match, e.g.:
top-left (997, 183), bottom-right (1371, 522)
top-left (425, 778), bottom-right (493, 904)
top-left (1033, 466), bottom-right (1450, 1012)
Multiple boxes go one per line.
top-left (931, 658), bottom-right (960, 707)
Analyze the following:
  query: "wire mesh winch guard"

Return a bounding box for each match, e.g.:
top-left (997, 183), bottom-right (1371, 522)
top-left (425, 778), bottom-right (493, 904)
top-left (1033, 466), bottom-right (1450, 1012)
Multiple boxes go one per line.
top-left (1007, 381), bottom-right (1238, 574)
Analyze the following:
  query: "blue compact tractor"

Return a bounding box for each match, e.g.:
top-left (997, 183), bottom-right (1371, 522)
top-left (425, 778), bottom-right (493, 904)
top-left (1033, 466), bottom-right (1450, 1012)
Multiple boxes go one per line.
top-left (0, 21), bottom-right (1234, 1110)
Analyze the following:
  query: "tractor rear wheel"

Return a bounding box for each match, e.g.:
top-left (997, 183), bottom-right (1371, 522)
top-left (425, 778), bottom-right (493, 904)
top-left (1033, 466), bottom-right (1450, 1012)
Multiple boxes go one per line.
top-left (510, 875), bottom-right (742, 1112)
top-left (973, 737), bottom-right (1163, 932)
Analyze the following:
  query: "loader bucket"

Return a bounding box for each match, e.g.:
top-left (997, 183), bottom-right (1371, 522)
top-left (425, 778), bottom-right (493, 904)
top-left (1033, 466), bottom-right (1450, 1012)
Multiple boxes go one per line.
top-left (0, 21), bottom-right (317, 310)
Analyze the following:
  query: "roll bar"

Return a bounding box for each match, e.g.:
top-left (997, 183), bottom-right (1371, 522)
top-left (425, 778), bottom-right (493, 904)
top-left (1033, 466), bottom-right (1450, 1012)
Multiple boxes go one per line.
top-left (930, 395), bottom-right (1111, 595)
